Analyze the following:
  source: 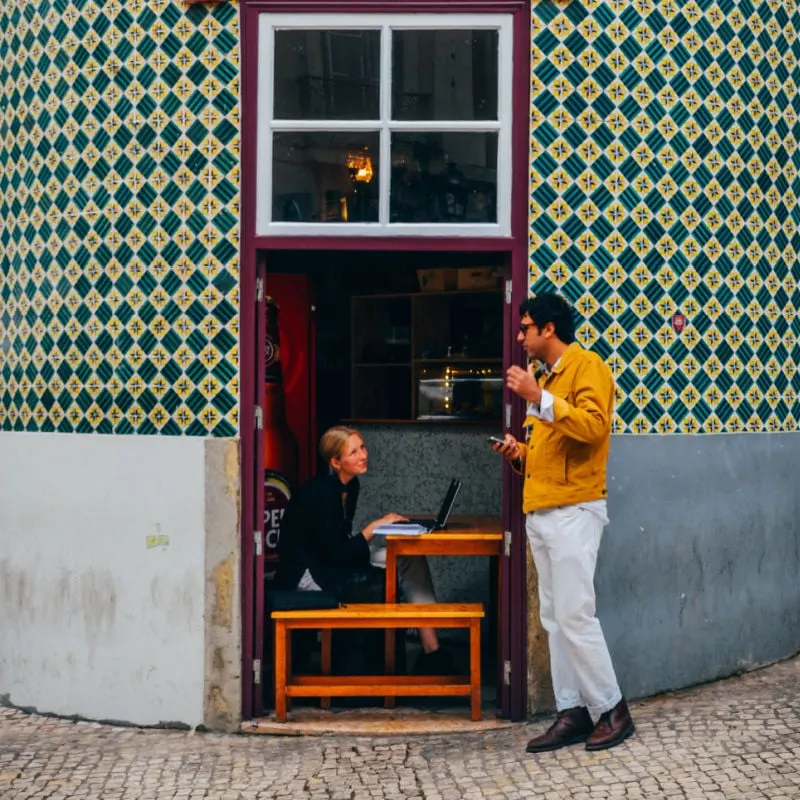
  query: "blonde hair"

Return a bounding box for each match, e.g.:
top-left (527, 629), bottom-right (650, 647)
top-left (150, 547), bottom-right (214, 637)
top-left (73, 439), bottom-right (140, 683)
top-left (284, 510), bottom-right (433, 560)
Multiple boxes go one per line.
top-left (319, 425), bottom-right (362, 467)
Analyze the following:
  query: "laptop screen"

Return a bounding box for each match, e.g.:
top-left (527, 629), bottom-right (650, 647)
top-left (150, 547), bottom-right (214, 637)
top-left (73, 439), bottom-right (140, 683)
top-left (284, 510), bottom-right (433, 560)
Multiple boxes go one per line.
top-left (435, 479), bottom-right (463, 527)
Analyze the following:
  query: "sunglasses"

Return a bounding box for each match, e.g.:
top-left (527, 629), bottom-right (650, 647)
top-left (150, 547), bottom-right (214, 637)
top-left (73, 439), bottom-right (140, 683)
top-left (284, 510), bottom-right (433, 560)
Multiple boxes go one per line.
top-left (518, 322), bottom-right (536, 335)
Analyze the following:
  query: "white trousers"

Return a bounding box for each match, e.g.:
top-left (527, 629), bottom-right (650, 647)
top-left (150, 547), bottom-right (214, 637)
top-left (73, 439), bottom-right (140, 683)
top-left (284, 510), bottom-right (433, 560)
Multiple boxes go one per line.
top-left (526, 506), bottom-right (622, 716)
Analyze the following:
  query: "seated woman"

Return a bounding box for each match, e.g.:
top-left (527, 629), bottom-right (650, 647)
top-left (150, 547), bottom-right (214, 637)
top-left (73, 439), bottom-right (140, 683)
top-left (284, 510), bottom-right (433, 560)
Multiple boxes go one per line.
top-left (275, 425), bottom-right (453, 674)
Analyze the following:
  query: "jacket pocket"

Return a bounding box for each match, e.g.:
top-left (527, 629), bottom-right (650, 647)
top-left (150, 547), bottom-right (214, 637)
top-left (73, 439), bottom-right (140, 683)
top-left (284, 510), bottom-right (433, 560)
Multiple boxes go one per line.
top-left (543, 436), bottom-right (568, 485)
top-left (564, 441), bottom-right (597, 486)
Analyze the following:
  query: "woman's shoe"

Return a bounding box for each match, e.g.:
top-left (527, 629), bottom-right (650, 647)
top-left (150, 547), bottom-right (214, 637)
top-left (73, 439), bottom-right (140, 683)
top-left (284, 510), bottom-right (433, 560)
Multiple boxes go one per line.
top-left (411, 647), bottom-right (458, 676)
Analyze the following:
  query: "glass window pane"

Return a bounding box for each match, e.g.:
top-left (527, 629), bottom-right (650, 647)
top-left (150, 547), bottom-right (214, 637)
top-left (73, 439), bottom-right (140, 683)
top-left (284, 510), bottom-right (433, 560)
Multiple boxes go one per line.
top-left (390, 132), bottom-right (497, 223)
top-left (272, 132), bottom-right (380, 223)
top-left (273, 30), bottom-right (380, 120)
top-left (391, 30), bottom-right (498, 121)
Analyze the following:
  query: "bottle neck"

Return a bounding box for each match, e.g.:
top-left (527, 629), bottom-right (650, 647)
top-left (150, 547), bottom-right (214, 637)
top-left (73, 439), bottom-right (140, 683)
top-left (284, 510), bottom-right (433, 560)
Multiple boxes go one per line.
top-left (263, 381), bottom-right (287, 424)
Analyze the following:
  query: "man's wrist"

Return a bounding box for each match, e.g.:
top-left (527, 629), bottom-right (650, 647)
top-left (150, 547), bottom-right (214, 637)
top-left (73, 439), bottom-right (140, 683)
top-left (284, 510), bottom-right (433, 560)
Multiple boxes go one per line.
top-left (525, 385), bottom-right (542, 404)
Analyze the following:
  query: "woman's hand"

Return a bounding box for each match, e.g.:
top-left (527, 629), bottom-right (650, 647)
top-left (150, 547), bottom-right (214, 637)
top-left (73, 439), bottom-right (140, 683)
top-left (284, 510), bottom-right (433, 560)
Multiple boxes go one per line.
top-left (375, 512), bottom-right (408, 526)
top-left (493, 434), bottom-right (521, 462)
top-left (362, 513), bottom-right (408, 541)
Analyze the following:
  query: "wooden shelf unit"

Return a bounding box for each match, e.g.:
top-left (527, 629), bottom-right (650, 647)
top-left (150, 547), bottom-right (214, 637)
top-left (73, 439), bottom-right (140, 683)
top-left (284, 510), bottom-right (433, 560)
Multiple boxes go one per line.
top-left (351, 289), bottom-right (503, 422)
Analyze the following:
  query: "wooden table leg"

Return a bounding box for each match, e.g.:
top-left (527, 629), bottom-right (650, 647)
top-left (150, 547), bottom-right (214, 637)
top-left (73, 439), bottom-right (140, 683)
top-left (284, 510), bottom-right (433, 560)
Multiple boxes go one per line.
top-left (285, 629), bottom-right (293, 714)
top-left (470, 618), bottom-right (482, 722)
top-left (274, 621), bottom-right (287, 722)
top-left (384, 546), bottom-right (398, 708)
top-left (321, 629), bottom-right (331, 710)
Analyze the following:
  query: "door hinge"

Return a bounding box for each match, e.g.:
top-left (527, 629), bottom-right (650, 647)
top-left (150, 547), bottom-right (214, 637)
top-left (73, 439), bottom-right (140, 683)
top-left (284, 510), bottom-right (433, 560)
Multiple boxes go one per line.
top-left (504, 530), bottom-right (512, 557)
top-left (256, 277), bottom-right (264, 302)
top-left (505, 403), bottom-right (512, 429)
top-left (503, 660), bottom-right (511, 686)
top-left (254, 405), bottom-right (263, 430)
top-left (253, 658), bottom-right (261, 684)
top-left (505, 278), bottom-right (512, 305)
top-left (254, 529), bottom-right (262, 557)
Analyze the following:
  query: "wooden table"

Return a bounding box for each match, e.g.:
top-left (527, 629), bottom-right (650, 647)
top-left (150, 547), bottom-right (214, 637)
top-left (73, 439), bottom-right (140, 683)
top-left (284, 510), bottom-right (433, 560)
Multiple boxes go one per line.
top-left (383, 515), bottom-right (503, 703)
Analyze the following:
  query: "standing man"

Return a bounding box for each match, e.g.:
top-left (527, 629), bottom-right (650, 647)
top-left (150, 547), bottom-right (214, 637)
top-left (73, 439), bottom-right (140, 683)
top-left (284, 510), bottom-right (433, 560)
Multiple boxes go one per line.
top-left (495, 293), bottom-right (635, 753)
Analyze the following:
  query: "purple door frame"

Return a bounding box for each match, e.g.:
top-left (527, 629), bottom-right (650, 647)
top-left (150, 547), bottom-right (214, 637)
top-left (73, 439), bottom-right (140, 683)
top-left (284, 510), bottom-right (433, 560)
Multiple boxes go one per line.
top-left (238, 0), bottom-right (531, 721)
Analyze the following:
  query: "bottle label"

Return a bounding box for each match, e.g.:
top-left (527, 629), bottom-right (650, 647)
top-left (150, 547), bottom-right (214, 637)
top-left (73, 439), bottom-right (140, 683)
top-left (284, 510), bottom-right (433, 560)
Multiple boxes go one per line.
top-left (264, 470), bottom-right (291, 577)
top-left (264, 336), bottom-right (276, 369)
top-left (265, 300), bottom-right (283, 383)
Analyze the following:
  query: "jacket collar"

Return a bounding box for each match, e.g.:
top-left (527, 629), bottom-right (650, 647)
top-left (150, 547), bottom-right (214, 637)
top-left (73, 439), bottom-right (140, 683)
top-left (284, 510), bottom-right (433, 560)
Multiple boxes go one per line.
top-left (544, 342), bottom-right (581, 378)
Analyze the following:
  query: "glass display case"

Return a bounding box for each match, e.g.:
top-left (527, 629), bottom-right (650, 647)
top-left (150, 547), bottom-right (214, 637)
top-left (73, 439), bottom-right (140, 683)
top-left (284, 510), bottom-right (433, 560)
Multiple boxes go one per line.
top-left (416, 363), bottom-right (503, 420)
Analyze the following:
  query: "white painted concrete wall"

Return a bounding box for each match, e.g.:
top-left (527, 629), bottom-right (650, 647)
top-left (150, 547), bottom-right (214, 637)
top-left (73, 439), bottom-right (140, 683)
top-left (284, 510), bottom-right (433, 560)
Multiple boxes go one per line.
top-left (0, 432), bottom-right (208, 726)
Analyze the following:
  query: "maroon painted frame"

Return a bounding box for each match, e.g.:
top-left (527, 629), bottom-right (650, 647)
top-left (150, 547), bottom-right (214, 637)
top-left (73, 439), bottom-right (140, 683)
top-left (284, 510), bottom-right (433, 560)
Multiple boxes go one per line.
top-left (239, 0), bottom-right (531, 722)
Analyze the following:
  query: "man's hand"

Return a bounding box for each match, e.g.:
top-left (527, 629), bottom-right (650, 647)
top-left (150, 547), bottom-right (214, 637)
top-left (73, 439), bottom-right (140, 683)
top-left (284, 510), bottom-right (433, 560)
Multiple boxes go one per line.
top-left (492, 434), bottom-right (521, 463)
top-left (506, 365), bottom-right (542, 404)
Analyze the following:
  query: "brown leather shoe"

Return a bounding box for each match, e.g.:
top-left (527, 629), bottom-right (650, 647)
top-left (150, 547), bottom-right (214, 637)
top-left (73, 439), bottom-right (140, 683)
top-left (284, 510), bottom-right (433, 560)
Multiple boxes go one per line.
top-left (525, 706), bottom-right (594, 753)
top-left (585, 698), bottom-right (635, 751)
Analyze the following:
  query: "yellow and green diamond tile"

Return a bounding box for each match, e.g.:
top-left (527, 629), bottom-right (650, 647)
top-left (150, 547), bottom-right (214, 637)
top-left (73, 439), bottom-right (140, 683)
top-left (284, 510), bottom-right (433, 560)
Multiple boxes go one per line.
top-left (0, 0), bottom-right (240, 436)
top-left (3, 0), bottom-right (800, 438)
top-left (530, 0), bottom-right (800, 434)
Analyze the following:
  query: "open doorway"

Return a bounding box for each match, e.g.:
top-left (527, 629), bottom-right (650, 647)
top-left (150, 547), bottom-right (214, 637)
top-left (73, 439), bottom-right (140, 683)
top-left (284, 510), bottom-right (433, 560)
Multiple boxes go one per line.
top-left (257, 250), bottom-right (508, 719)
top-left (238, 0), bottom-right (532, 722)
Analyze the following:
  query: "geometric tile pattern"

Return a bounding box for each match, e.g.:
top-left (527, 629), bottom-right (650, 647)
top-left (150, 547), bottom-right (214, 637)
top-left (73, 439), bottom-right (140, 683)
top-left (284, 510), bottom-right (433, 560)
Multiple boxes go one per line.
top-left (0, 1), bottom-right (240, 436)
top-left (3, 1), bottom-right (797, 438)
top-left (529, 0), bottom-right (800, 434)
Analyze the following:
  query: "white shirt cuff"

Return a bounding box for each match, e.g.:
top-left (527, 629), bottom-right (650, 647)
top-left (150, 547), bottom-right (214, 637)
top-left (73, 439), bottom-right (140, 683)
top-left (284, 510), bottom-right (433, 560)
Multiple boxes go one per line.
top-left (527, 390), bottom-right (555, 422)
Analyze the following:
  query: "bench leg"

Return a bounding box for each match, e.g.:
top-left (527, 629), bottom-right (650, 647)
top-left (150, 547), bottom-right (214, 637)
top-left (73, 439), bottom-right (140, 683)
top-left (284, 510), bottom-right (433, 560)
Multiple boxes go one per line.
top-left (285, 633), bottom-right (293, 714)
top-left (274, 621), bottom-right (288, 722)
top-left (470, 619), bottom-right (482, 722)
top-left (384, 629), bottom-right (396, 708)
top-left (321, 629), bottom-right (332, 710)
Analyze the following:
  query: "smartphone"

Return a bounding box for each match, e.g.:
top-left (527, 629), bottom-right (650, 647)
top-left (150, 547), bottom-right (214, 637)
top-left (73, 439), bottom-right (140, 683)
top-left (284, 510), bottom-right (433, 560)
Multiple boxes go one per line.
top-left (487, 435), bottom-right (506, 446)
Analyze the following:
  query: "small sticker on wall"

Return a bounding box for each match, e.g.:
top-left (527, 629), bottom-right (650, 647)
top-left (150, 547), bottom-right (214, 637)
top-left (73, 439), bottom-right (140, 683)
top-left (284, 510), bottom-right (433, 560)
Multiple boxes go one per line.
top-left (146, 535), bottom-right (169, 549)
top-left (671, 313), bottom-right (687, 333)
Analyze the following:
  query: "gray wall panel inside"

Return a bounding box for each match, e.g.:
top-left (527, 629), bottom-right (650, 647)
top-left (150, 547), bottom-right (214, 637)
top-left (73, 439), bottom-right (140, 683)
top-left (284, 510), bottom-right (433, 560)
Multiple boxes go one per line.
top-left (355, 424), bottom-right (502, 618)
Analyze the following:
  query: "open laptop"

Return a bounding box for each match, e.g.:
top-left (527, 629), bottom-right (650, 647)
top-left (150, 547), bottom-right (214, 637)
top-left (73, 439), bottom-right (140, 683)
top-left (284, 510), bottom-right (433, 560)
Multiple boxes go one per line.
top-left (395, 478), bottom-right (462, 532)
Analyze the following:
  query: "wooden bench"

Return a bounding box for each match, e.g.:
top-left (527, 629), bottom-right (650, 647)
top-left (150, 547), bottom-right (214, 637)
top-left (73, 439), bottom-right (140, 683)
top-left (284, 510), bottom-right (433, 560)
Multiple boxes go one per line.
top-left (272, 603), bottom-right (484, 722)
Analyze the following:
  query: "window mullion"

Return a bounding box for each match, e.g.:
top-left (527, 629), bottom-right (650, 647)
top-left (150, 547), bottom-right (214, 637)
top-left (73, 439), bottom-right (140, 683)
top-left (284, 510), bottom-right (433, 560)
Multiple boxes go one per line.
top-left (269, 120), bottom-right (381, 131)
top-left (387, 121), bottom-right (503, 132)
top-left (497, 17), bottom-right (513, 236)
top-left (379, 24), bottom-right (392, 227)
top-left (260, 20), bottom-right (276, 232)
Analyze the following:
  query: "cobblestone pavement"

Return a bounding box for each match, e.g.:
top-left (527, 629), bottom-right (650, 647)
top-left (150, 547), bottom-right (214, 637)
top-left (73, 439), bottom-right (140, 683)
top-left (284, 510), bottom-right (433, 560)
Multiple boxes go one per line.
top-left (1, 657), bottom-right (798, 800)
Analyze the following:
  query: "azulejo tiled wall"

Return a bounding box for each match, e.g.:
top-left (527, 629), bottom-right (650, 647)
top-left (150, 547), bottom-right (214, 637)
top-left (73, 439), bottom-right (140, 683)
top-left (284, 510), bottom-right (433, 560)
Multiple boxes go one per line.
top-left (0, 0), bottom-right (240, 436)
top-left (530, 0), bottom-right (800, 434)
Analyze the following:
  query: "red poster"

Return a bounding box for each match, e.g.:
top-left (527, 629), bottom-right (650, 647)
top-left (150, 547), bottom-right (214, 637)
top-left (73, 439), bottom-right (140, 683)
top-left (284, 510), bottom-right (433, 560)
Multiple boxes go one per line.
top-left (265, 274), bottom-right (316, 483)
top-left (262, 274), bottom-right (316, 576)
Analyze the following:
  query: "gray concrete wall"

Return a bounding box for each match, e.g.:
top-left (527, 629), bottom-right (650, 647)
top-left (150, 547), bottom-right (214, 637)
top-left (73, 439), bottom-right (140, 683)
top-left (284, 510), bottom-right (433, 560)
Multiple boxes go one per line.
top-left (595, 433), bottom-right (800, 700)
top-left (355, 424), bottom-right (502, 611)
top-left (0, 433), bottom-right (243, 731)
top-left (0, 433), bottom-right (207, 727)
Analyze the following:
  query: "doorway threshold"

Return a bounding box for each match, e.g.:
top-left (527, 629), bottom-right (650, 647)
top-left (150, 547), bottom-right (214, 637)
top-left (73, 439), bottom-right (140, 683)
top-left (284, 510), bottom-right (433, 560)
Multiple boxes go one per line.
top-left (241, 705), bottom-right (515, 737)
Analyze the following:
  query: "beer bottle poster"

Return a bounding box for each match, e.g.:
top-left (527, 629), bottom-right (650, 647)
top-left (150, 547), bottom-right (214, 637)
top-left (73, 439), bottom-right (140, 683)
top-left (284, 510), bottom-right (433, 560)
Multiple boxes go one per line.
top-left (264, 471), bottom-right (291, 574)
top-left (263, 299), bottom-right (298, 579)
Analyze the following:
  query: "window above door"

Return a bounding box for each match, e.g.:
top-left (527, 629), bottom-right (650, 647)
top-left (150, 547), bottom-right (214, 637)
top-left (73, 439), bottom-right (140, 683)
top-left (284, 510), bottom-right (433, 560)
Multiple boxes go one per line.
top-left (257, 14), bottom-right (513, 237)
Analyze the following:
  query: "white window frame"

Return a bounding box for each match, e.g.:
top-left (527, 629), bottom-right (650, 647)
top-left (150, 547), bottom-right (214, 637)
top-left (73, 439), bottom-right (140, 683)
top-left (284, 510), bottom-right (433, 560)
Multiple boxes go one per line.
top-left (256, 13), bottom-right (514, 238)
